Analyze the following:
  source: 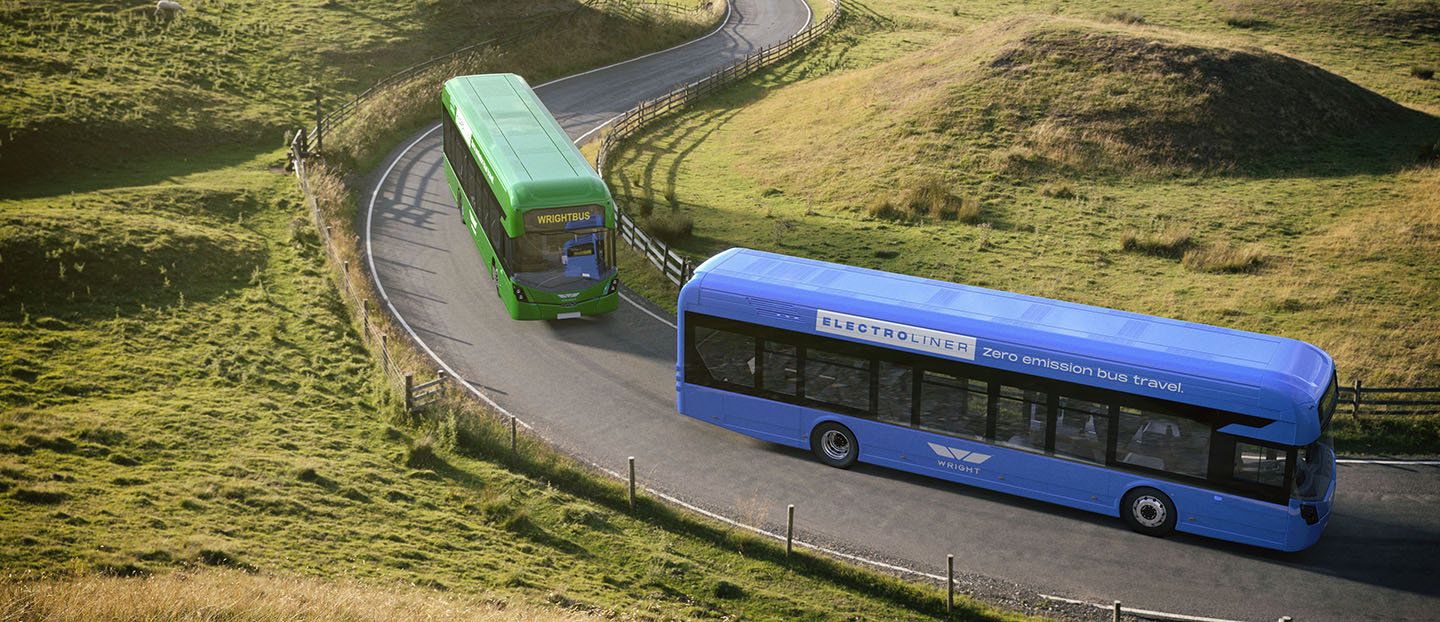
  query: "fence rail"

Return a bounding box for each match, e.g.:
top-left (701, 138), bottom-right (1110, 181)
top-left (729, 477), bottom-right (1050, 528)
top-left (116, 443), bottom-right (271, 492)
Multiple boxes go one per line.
top-left (597, 0), bottom-right (842, 285)
top-left (1337, 382), bottom-right (1440, 417)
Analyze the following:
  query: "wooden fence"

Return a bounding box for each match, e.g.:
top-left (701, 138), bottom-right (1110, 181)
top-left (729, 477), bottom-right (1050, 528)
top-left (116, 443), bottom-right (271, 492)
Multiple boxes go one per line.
top-left (1337, 382), bottom-right (1440, 417)
top-left (288, 132), bottom-right (439, 414)
top-left (597, 0), bottom-right (842, 285)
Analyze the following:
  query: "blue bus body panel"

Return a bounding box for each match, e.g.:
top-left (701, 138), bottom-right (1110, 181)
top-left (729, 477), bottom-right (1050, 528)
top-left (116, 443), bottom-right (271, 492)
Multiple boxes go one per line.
top-left (678, 248), bottom-right (1332, 446)
top-left (675, 248), bottom-right (1336, 552)
top-left (680, 382), bottom-right (1318, 551)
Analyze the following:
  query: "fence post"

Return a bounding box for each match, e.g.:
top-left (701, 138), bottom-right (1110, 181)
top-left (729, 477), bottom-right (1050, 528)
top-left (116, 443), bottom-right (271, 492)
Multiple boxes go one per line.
top-left (628, 456), bottom-right (637, 510)
top-left (404, 372), bottom-right (413, 412)
top-left (786, 504), bottom-right (795, 560)
top-left (1352, 379), bottom-right (1362, 419)
top-left (1113, 601), bottom-right (1122, 622)
top-left (946, 555), bottom-right (954, 613)
top-left (510, 416), bottom-right (517, 458)
top-left (314, 91), bottom-right (322, 154)
top-left (362, 299), bottom-right (370, 339)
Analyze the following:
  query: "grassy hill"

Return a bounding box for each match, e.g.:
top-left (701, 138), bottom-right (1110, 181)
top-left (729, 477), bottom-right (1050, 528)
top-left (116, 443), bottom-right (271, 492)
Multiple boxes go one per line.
top-left (606, 1), bottom-right (1440, 454)
top-left (0, 0), bottom-right (1049, 619)
top-left (0, 0), bottom-right (719, 189)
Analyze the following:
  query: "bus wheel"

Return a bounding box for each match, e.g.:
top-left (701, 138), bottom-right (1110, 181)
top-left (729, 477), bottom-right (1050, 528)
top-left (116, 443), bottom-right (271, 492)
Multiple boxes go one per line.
top-left (811, 422), bottom-right (858, 469)
top-left (1121, 487), bottom-right (1177, 537)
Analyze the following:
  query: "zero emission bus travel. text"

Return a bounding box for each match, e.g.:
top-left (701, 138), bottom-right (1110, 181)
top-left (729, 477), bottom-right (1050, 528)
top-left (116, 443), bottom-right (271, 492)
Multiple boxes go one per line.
top-left (441, 73), bottom-right (619, 320)
top-left (676, 249), bottom-right (1337, 551)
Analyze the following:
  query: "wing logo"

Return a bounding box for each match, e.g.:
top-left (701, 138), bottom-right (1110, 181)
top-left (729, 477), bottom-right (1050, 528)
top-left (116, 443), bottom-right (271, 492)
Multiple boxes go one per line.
top-left (927, 442), bottom-right (991, 464)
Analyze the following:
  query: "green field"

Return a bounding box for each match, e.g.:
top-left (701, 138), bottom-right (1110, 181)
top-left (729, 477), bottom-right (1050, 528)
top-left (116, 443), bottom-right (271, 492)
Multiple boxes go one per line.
top-left (607, 0), bottom-right (1440, 455)
top-left (0, 0), bottom-right (1051, 619)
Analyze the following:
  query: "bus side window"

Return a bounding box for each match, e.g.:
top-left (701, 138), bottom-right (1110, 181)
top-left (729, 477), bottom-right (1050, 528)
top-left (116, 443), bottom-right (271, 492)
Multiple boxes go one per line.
top-left (995, 385), bottom-right (1045, 453)
top-left (917, 371), bottom-right (986, 441)
top-left (1055, 397), bottom-right (1108, 465)
top-left (1117, 406), bottom-right (1210, 478)
top-left (761, 340), bottom-right (799, 397)
top-left (876, 360), bottom-right (913, 426)
top-left (692, 326), bottom-right (755, 389)
top-left (1233, 441), bottom-right (1286, 488)
top-left (803, 347), bottom-right (867, 411)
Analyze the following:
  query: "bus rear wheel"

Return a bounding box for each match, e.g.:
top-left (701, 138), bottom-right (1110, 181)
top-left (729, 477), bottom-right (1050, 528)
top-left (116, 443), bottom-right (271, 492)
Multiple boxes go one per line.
top-left (1121, 487), bottom-right (1177, 537)
top-left (811, 422), bottom-right (858, 469)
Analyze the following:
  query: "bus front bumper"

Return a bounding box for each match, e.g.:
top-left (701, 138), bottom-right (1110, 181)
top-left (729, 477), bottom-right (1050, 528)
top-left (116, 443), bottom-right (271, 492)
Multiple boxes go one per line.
top-left (513, 291), bottom-right (619, 320)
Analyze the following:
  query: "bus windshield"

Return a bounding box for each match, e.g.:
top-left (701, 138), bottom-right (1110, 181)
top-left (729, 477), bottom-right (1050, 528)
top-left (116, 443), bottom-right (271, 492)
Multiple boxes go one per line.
top-left (1295, 375), bottom-right (1338, 501)
top-left (512, 227), bottom-right (611, 290)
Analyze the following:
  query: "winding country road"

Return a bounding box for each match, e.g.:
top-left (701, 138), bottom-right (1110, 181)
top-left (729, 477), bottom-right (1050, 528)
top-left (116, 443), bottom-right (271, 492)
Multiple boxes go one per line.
top-left (362, 2), bottom-right (1440, 619)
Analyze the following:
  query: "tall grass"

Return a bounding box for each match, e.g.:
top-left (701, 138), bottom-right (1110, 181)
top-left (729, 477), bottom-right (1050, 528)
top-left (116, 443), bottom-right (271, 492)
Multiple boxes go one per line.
top-left (867, 179), bottom-right (980, 224)
top-left (0, 570), bottom-right (605, 622)
top-left (1181, 243), bottom-right (1267, 273)
top-left (1119, 222), bottom-right (1195, 258)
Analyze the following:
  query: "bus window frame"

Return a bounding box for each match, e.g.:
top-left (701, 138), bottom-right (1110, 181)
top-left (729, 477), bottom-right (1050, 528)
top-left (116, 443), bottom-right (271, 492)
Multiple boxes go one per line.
top-left (684, 311), bottom-right (1299, 506)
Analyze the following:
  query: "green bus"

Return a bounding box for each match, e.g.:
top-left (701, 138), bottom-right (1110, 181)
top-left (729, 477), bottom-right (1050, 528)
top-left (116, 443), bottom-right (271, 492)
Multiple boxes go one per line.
top-left (441, 73), bottom-right (619, 320)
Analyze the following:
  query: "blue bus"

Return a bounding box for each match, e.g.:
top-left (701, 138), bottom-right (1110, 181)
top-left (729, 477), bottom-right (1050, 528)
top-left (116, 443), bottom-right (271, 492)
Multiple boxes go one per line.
top-left (676, 249), bottom-right (1337, 551)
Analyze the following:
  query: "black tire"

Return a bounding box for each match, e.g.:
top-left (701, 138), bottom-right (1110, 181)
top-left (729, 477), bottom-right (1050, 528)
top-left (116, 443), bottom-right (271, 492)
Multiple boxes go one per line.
top-left (811, 422), bottom-right (858, 469)
top-left (1121, 487), bottom-right (1177, 537)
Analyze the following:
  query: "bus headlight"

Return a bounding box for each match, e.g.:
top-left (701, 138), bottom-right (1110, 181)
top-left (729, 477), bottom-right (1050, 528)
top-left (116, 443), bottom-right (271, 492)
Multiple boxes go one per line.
top-left (512, 284), bottom-right (528, 302)
top-left (1300, 504), bottom-right (1319, 525)
top-left (606, 277), bottom-right (619, 295)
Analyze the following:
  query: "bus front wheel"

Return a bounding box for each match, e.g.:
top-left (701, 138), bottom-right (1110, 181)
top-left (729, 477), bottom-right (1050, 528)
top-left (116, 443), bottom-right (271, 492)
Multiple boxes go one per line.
top-left (811, 422), bottom-right (858, 469)
top-left (1121, 487), bottom-right (1177, 537)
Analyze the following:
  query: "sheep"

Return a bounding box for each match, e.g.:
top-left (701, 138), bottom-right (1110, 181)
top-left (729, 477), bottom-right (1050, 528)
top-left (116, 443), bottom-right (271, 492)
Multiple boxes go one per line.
top-left (154, 1), bottom-right (185, 17)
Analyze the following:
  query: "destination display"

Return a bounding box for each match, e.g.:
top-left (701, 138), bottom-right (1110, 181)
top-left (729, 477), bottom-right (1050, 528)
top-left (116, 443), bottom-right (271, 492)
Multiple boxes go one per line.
top-left (524, 205), bottom-right (603, 232)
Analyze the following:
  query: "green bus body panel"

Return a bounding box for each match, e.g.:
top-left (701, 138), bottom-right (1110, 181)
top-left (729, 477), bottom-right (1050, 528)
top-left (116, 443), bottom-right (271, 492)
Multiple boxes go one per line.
top-left (445, 157), bottom-right (618, 320)
top-left (441, 73), bottom-right (615, 237)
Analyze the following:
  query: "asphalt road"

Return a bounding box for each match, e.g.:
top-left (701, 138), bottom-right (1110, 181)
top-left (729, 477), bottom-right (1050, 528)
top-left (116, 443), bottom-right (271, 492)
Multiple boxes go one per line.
top-left (363, 2), bottom-right (1440, 619)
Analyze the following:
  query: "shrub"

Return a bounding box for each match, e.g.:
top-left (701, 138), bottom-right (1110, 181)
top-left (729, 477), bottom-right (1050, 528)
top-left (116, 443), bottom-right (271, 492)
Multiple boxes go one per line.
top-left (635, 195), bottom-right (656, 218)
top-left (1104, 10), bottom-right (1146, 24)
top-left (905, 179), bottom-right (954, 222)
top-left (866, 197), bottom-right (905, 221)
top-left (1411, 66), bottom-right (1435, 80)
top-left (1120, 223), bottom-right (1194, 258)
top-left (1224, 13), bottom-right (1267, 29)
top-left (712, 579), bottom-right (746, 600)
top-left (1421, 138), bottom-right (1440, 163)
top-left (1182, 243), bottom-right (1266, 273)
top-left (108, 454), bottom-right (141, 467)
top-left (404, 436), bottom-right (441, 470)
top-left (1041, 184), bottom-right (1077, 199)
top-left (11, 487), bottom-right (66, 504)
top-left (869, 180), bottom-right (980, 224)
top-left (646, 212), bottom-right (694, 244)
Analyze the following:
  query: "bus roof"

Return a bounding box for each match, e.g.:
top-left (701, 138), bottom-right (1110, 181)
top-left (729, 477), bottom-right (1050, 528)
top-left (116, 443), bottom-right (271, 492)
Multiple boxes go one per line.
top-left (442, 74), bottom-right (609, 212)
top-left (681, 248), bottom-right (1334, 445)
